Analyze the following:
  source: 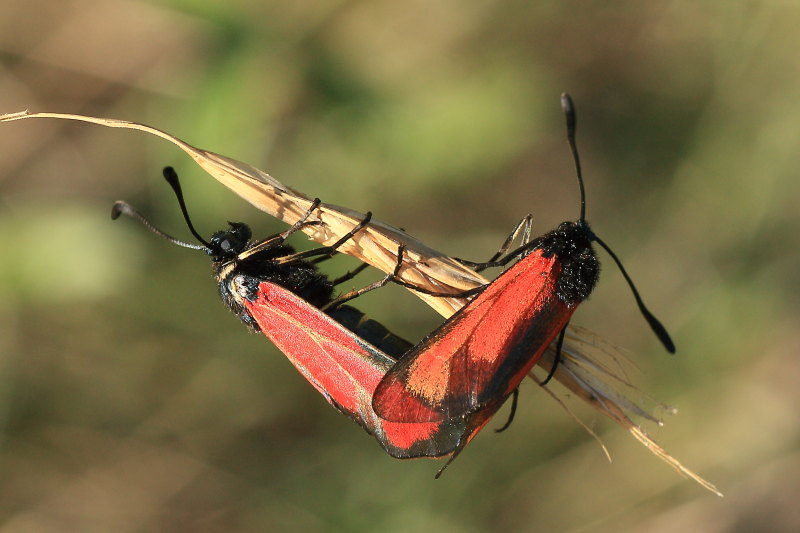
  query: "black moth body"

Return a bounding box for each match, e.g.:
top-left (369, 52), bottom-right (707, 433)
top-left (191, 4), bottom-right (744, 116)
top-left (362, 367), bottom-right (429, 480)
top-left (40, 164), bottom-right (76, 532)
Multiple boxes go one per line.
top-left (207, 221), bottom-right (412, 360)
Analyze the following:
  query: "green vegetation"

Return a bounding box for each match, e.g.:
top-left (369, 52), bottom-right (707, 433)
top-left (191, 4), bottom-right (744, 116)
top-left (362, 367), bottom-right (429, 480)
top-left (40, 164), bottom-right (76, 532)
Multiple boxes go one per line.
top-left (1, 1), bottom-right (799, 531)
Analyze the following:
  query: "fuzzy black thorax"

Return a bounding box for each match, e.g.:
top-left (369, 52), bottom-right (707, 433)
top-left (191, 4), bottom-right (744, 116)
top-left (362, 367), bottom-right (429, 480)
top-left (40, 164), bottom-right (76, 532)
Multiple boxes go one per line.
top-left (535, 220), bottom-right (600, 307)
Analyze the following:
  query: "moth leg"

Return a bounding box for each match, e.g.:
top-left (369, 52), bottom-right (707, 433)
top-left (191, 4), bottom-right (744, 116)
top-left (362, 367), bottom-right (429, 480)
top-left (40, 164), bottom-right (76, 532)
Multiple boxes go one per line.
top-left (278, 198), bottom-right (323, 240)
top-left (321, 245), bottom-right (406, 311)
top-left (238, 199), bottom-right (325, 260)
top-left (277, 212), bottom-right (373, 264)
top-left (494, 388), bottom-right (519, 433)
top-left (455, 214), bottom-right (534, 270)
top-left (451, 218), bottom-right (549, 273)
top-left (389, 279), bottom-right (486, 299)
top-left (433, 426), bottom-right (473, 480)
top-left (310, 253), bottom-right (336, 264)
top-left (330, 262), bottom-right (370, 286)
top-left (541, 326), bottom-right (567, 386)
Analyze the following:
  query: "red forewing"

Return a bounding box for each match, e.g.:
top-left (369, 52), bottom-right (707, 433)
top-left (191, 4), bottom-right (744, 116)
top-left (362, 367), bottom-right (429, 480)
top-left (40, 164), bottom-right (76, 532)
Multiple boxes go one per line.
top-left (243, 281), bottom-right (468, 458)
top-left (373, 248), bottom-right (577, 424)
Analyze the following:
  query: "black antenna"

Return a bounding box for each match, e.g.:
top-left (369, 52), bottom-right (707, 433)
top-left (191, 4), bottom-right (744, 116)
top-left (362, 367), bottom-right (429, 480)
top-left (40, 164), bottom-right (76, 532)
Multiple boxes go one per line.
top-left (561, 93), bottom-right (675, 354)
top-left (111, 201), bottom-right (205, 250)
top-left (111, 166), bottom-right (217, 252)
top-left (561, 93), bottom-right (586, 222)
top-left (594, 236), bottom-right (675, 353)
top-left (161, 166), bottom-right (213, 249)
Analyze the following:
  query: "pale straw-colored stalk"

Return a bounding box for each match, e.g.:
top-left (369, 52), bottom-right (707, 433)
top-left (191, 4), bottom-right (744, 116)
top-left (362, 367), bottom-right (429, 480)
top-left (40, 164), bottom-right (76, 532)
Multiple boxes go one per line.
top-left (1, 110), bottom-right (720, 495)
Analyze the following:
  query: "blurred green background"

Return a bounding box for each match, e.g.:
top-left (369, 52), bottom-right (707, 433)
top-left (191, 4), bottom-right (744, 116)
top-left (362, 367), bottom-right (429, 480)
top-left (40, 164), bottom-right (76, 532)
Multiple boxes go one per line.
top-left (1, 1), bottom-right (799, 532)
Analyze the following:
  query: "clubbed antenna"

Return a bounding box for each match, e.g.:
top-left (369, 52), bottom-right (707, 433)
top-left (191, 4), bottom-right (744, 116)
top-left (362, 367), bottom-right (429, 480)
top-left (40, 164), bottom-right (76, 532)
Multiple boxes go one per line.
top-left (111, 166), bottom-right (213, 252)
top-left (161, 166), bottom-right (213, 249)
top-left (593, 236), bottom-right (676, 353)
top-left (561, 93), bottom-right (586, 222)
top-left (561, 93), bottom-right (675, 354)
top-left (111, 201), bottom-right (205, 250)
